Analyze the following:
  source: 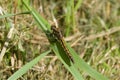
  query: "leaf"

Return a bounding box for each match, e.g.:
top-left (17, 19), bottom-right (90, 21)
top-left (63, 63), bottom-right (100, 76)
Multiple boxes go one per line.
top-left (8, 50), bottom-right (50, 80)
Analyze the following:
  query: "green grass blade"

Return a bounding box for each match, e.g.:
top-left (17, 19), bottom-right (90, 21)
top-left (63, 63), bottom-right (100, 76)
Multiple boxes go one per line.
top-left (22, 1), bottom-right (84, 79)
top-left (22, 0), bottom-right (50, 32)
top-left (8, 50), bottom-right (50, 80)
top-left (75, 0), bottom-right (83, 11)
top-left (67, 44), bottom-right (109, 80)
top-left (51, 42), bottom-right (84, 80)
top-left (0, 12), bottom-right (30, 19)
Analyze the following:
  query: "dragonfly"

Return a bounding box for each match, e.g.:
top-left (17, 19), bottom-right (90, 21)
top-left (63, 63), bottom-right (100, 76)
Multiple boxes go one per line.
top-left (51, 25), bottom-right (74, 62)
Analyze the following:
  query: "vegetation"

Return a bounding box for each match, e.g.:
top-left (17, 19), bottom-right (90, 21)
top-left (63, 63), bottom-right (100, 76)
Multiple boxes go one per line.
top-left (0, 0), bottom-right (120, 80)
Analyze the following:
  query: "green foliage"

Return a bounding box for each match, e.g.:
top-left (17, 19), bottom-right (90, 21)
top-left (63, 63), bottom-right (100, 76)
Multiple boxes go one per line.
top-left (1, 0), bottom-right (120, 80)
